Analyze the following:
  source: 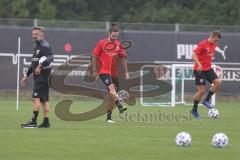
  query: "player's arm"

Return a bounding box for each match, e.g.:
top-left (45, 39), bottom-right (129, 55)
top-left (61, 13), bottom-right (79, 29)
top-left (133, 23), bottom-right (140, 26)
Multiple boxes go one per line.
top-left (92, 41), bottom-right (102, 78)
top-left (35, 46), bottom-right (54, 75)
top-left (192, 52), bottom-right (202, 71)
top-left (121, 57), bottom-right (129, 79)
top-left (91, 55), bottom-right (98, 77)
top-left (20, 66), bottom-right (32, 87)
top-left (40, 47), bottom-right (54, 69)
top-left (118, 43), bottom-right (129, 79)
top-left (192, 43), bottom-right (204, 71)
top-left (26, 66), bottom-right (33, 77)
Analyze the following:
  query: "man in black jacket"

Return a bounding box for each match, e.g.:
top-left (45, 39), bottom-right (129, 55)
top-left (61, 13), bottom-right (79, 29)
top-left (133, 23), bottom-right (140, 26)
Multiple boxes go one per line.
top-left (20, 26), bottom-right (54, 128)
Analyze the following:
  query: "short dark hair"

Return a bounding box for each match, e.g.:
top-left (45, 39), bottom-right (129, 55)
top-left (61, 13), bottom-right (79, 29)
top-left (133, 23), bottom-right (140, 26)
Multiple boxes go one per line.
top-left (211, 30), bottom-right (221, 39)
top-left (109, 23), bottom-right (118, 33)
top-left (32, 26), bottom-right (44, 31)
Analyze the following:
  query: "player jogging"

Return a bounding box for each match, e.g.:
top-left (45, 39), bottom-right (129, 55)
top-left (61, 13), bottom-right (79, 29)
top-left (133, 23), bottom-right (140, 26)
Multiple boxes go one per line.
top-left (20, 26), bottom-right (54, 128)
top-left (191, 30), bottom-right (222, 119)
top-left (92, 23), bottom-right (129, 123)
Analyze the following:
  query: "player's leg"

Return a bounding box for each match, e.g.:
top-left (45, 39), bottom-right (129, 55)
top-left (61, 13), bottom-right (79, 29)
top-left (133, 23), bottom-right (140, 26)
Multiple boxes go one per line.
top-left (38, 101), bottom-right (50, 128)
top-left (191, 71), bottom-right (206, 118)
top-left (21, 89), bottom-right (41, 128)
top-left (42, 102), bottom-right (49, 117)
top-left (203, 69), bottom-right (221, 108)
top-left (38, 85), bottom-right (50, 128)
top-left (32, 98), bottom-right (41, 123)
top-left (209, 78), bottom-right (221, 93)
top-left (108, 83), bottom-right (118, 99)
top-left (106, 83), bottom-right (116, 122)
top-left (99, 74), bottom-right (116, 122)
top-left (107, 83), bottom-right (118, 123)
top-left (112, 76), bottom-right (127, 113)
top-left (193, 85), bottom-right (206, 110)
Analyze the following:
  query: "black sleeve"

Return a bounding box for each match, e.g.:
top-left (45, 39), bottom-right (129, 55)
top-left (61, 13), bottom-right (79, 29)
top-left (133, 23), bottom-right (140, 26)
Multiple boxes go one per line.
top-left (26, 66), bottom-right (33, 76)
top-left (40, 46), bottom-right (54, 68)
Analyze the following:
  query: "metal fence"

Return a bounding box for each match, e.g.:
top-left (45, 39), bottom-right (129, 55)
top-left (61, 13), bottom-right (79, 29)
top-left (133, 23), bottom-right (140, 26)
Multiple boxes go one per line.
top-left (1, 18), bottom-right (240, 32)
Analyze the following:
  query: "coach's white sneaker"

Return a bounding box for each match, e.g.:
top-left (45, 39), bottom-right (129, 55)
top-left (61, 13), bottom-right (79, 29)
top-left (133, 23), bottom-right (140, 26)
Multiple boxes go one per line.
top-left (21, 121), bottom-right (37, 128)
top-left (107, 119), bottom-right (116, 123)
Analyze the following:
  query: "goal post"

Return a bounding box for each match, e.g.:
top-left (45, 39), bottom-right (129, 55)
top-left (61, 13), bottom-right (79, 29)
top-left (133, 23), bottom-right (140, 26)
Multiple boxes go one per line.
top-left (140, 63), bottom-right (216, 107)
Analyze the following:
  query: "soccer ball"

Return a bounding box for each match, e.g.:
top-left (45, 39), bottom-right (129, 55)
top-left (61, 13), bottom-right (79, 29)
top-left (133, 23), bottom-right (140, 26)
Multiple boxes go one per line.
top-left (175, 132), bottom-right (192, 147)
top-left (39, 56), bottom-right (47, 64)
top-left (117, 90), bottom-right (129, 103)
top-left (212, 133), bottom-right (229, 148)
top-left (208, 108), bottom-right (219, 119)
top-left (39, 56), bottom-right (51, 69)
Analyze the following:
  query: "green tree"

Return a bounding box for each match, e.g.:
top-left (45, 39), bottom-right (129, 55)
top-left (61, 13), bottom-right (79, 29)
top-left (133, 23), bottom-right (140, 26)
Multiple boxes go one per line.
top-left (0, 0), bottom-right (240, 25)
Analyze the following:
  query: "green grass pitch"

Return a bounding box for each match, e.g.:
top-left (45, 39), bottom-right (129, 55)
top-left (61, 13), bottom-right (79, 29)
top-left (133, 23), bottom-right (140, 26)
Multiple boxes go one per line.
top-left (0, 99), bottom-right (239, 160)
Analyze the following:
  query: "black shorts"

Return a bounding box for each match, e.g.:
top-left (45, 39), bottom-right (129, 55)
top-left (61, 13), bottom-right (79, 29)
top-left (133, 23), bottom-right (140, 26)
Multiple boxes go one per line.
top-left (32, 71), bottom-right (50, 102)
top-left (99, 74), bottom-right (120, 92)
top-left (32, 83), bottom-right (49, 102)
top-left (193, 68), bottom-right (219, 85)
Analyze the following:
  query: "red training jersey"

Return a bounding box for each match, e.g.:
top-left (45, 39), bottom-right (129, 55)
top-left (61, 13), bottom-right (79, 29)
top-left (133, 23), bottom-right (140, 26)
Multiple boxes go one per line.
top-left (193, 39), bottom-right (217, 71)
top-left (92, 38), bottom-right (127, 77)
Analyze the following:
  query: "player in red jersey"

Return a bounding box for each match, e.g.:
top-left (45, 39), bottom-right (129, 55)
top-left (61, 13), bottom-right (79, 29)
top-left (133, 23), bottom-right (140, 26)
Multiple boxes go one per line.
top-left (92, 23), bottom-right (129, 123)
top-left (191, 30), bottom-right (222, 119)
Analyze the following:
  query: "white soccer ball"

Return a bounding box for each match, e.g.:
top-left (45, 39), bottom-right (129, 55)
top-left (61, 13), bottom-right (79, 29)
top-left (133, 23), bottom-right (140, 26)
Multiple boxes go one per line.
top-left (39, 56), bottom-right (47, 64)
top-left (212, 133), bottom-right (229, 148)
top-left (39, 56), bottom-right (51, 69)
top-left (117, 90), bottom-right (129, 103)
top-left (175, 132), bottom-right (192, 147)
top-left (208, 108), bottom-right (219, 119)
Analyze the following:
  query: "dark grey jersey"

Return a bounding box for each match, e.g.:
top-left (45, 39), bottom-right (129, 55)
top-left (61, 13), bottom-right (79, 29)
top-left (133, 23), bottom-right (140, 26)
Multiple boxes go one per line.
top-left (26, 40), bottom-right (54, 77)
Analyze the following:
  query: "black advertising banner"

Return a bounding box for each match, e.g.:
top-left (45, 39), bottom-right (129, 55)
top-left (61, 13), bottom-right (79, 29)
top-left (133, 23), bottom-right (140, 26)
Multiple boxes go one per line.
top-left (0, 26), bottom-right (239, 92)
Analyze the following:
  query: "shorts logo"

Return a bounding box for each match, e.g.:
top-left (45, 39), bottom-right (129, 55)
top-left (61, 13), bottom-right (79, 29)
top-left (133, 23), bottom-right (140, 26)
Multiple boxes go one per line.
top-left (200, 79), bottom-right (204, 84)
top-left (34, 92), bottom-right (38, 96)
top-left (104, 79), bottom-right (110, 85)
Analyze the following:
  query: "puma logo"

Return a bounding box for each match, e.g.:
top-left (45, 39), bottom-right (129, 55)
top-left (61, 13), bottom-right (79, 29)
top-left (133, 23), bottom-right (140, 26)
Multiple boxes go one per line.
top-left (216, 45), bottom-right (228, 60)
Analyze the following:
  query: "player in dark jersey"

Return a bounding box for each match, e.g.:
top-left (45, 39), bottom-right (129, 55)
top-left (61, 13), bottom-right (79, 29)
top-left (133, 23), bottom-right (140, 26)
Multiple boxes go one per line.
top-left (92, 23), bottom-right (129, 123)
top-left (20, 26), bottom-right (54, 128)
top-left (191, 30), bottom-right (222, 119)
